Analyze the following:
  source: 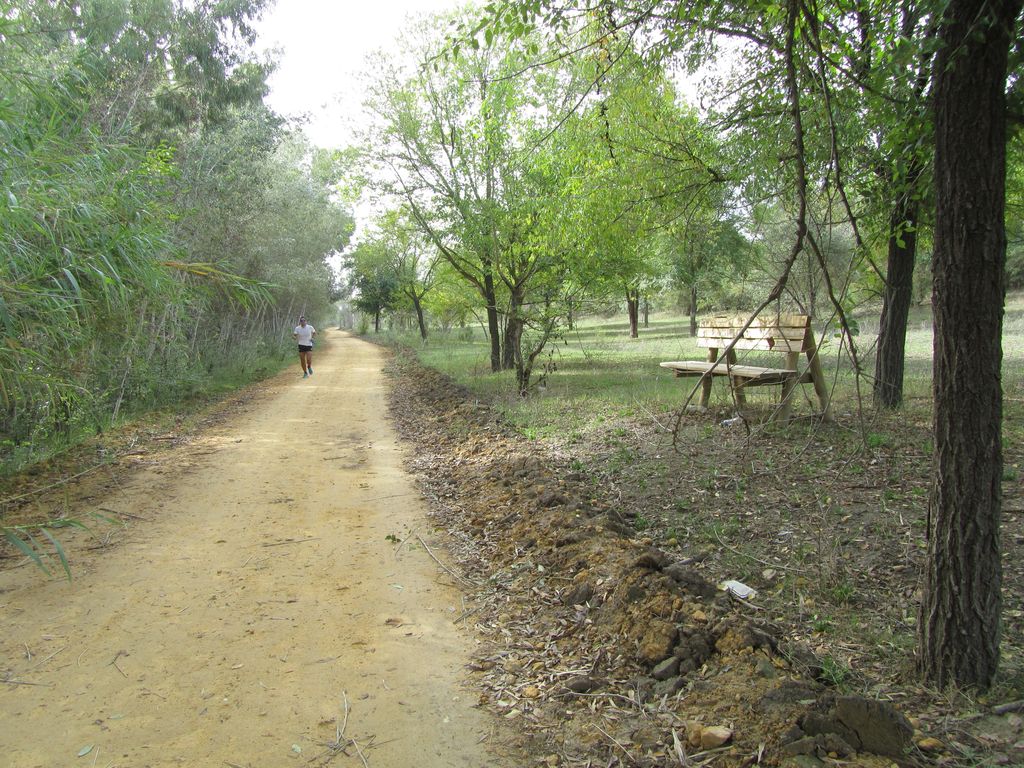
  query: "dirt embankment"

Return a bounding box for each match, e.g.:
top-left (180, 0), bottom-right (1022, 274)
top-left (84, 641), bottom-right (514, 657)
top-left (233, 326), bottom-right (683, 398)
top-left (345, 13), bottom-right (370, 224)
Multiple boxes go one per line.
top-left (385, 352), bottom-right (1024, 768)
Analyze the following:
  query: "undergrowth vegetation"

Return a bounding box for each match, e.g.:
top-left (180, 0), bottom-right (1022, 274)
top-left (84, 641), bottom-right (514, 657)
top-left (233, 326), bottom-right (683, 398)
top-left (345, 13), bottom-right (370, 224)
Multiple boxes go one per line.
top-left (365, 297), bottom-right (1024, 698)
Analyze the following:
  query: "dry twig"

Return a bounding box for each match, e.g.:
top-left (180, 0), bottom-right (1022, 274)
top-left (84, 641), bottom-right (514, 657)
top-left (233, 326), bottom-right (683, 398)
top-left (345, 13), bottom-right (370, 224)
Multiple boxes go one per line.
top-left (2, 677), bottom-right (52, 687)
top-left (416, 534), bottom-right (477, 587)
top-left (261, 537), bottom-right (318, 547)
top-left (592, 722), bottom-right (636, 763)
top-left (992, 699), bottom-right (1024, 715)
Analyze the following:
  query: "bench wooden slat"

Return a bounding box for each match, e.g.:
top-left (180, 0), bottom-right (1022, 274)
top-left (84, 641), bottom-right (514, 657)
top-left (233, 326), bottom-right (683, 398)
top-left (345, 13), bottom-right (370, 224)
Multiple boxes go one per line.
top-left (697, 314), bottom-right (810, 353)
top-left (698, 325), bottom-right (808, 339)
top-left (659, 361), bottom-right (812, 386)
top-left (698, 313), bottom-right (810, 329)
top-left (697, 327), bottom-right (809, 340)
top-left (697, 335), bottom-right (806, 353)
top-left (699, 314), bottom-right (808, 328)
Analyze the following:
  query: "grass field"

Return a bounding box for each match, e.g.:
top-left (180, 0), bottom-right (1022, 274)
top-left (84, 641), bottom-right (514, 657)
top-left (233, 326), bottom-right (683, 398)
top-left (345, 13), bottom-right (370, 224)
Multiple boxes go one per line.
top-left (371, 292), bottom-right (1024, 442)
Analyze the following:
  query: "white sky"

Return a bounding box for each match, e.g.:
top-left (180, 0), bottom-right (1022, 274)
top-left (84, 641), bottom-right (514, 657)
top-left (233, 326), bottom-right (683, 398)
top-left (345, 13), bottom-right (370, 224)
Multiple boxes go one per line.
top-left (255, 0), bottom-right (470, 148)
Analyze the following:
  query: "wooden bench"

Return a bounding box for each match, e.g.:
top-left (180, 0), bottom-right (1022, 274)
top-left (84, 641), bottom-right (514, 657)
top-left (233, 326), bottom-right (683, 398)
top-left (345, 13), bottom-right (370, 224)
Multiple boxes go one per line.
top-left (660, 313), bottom-right (831, 420)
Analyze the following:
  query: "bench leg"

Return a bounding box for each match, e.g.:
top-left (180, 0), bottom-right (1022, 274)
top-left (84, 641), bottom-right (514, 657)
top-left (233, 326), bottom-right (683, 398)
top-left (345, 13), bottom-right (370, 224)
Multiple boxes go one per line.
top-left (779, 379), bottom-right (795, 421)
top-left (727, 349), bottom-right (745, 408)
top-left (777, 351), bottom-right (800, 421)
top-left (699, 347), bottom-right (717, 408)
top-left (806, 347), bottom-right (832, 421)
top-left (730, 378), bottom-right (747, 409)
top-left (699, 375), bottom-right (713, 408)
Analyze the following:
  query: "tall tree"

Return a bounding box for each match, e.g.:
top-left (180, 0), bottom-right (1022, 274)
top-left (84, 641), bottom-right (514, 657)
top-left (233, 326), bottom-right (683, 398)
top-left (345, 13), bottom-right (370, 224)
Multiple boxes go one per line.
top-left (363, 23), bottom-right (508, 370)
top-left (564, 60), bottom-right (729, 338)
top-left (364, 12), bottom-right (592, 379)
top-left (666, 216), bottom-right (750, 336)
top-left (919, 0), bottom-right (1021, 689)
top-left (348, 238), bottom-right (402, 333)
top-left (818, 2), bottom-right (936, 408)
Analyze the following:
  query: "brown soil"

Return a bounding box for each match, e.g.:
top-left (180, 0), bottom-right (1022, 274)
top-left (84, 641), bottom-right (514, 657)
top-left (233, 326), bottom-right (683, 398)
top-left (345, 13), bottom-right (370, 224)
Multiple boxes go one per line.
top-left (384, 353), bottom-right (1024, 768)
top-left (2, 333), bottom-right (1023, 768)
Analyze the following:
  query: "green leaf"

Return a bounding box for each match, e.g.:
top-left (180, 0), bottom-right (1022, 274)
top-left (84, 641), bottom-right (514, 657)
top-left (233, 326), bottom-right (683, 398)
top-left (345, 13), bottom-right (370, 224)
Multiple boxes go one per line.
top-left (3, 530), bottom-right (49, 575)
top-left (100, 254), bottom-right (122, 284)
top-left (0, 295), bottom-right (14, 335)
top-left (78, 745), bottom-right (93, 757)
top-left (39, 528), bottom-right (72, 581)
top-left (61, 268), bottom-right (82, 299)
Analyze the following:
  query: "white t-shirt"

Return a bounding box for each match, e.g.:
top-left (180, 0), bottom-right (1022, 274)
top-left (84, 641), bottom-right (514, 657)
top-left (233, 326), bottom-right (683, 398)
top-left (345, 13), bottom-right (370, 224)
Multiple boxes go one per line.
top-left (294, 324), bottom-right (315, 345)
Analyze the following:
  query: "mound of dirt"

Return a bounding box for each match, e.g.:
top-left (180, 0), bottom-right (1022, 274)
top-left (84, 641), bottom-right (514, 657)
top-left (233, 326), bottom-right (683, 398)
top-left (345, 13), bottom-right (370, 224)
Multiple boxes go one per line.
top-left (385, 353), bottom-right (1024, 768)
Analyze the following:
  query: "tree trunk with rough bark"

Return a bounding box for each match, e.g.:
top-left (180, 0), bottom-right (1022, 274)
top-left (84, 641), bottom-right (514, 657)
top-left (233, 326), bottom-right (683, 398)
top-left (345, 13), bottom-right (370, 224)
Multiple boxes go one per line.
top-left (689, 285), bottom-right (698, 337)
top-left (411, 294), bottom-right (428, 341)
top-left (919, 0), bottom-right (1019, 690)
top-left (483, 270), bottom-right (501, 372)
top-left (502, 285), bottom-right (526, 371)
top-left (626, 289), bottom-right (639, 338)
top-left (511, 316), bottom-right (528, 393)
top-left (502, 315), bottom-right (518, 371)
top-left (874, 199), bottom-right (918, 408)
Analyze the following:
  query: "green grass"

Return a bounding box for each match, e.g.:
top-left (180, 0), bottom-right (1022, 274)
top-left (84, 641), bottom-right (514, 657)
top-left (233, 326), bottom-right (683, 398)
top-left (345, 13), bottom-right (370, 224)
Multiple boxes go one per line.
top-left (370, 293), bottom-right (1024, 453)
top-left (376, 302), bottom-right (947, 431)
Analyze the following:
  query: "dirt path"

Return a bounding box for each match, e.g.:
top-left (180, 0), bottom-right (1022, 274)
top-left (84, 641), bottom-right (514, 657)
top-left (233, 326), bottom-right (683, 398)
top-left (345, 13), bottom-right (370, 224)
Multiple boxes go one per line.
top-left (0, 330), bottom-right (503, 768)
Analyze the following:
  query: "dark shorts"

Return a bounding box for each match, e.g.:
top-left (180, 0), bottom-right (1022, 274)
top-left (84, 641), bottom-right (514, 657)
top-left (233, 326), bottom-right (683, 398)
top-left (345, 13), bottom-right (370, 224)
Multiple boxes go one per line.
top-left (298, 344), bottom-right (313, 353)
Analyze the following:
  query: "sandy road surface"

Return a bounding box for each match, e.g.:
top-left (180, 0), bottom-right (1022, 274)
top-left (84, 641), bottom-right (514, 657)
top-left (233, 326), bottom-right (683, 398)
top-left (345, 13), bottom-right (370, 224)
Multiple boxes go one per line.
top-left (0, 331), bottom-right (502, 767)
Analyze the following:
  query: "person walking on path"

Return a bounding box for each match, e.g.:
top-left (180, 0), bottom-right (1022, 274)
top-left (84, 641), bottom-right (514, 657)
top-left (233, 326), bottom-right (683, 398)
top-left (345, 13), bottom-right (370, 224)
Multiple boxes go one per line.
top-left (293, 315), bottom-right (316, 377)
